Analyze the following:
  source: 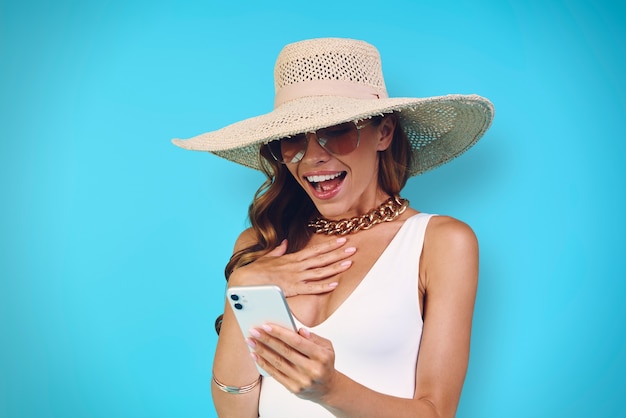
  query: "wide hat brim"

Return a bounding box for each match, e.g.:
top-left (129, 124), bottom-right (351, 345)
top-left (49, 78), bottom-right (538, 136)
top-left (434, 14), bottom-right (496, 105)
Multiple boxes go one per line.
top-left (172, 93), bottom-right (494, 177)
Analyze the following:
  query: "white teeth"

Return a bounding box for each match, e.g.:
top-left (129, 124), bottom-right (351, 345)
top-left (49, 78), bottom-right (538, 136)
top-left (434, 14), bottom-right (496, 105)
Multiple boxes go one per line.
top-left (306, 173), bottom-right (342, 183)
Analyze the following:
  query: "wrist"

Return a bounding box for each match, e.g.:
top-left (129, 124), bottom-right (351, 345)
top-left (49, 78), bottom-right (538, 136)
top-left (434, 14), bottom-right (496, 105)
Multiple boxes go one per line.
top-left (318, 370), bottom-right (344, 407)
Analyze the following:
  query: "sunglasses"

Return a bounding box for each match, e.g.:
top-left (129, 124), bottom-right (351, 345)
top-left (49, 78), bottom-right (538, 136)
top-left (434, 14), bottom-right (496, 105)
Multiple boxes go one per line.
top-left (268, 120), bottom-right (371, 164)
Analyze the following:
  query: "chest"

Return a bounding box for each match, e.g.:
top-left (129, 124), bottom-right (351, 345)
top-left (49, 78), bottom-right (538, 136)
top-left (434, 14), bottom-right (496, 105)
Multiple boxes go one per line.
top-left (288, 222), bottom-right (406, 327)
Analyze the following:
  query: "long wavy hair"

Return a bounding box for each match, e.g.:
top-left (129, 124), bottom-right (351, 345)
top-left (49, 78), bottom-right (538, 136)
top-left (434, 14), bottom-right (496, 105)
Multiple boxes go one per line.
top-left (224, 113), bottom-right (412, 279)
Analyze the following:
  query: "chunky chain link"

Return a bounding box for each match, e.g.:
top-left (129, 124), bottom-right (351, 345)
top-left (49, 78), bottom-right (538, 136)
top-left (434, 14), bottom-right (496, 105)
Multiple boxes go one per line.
top-left (308, 196), bottom-right (409, 235)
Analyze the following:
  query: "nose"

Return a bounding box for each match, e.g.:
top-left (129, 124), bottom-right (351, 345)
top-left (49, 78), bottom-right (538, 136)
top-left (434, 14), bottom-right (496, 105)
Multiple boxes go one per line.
top-left (302, 133), bottom-right (331, 164)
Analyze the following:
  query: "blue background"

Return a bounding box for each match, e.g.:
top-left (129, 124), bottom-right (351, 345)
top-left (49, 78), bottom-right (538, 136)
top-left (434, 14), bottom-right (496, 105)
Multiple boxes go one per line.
top-left (1, 0), bottom-right (624, 417)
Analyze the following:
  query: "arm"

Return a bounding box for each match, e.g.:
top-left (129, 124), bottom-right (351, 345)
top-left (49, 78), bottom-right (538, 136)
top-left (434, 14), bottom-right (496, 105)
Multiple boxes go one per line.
top-left (410, 216), bottom-right (479, 417)
top-left (212, 229), bottom-right (358, 417)
top-left (211, 230), bottom-right (264, 418)
top-left (249, 216), bottom-right (479, 418)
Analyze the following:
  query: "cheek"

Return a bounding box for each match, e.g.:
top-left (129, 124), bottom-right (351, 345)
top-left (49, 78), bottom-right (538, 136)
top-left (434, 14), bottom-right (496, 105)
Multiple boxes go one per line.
top-left (359, 135), bottom-right (384, 158)
top-left (352, 146), bottom-right (380, 173)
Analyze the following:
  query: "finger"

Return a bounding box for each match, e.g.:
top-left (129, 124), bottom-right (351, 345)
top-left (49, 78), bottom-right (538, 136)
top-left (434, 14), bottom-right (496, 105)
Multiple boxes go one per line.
top-left (294, 280), bottom-right (339, 295)
top-left (299, 329), bottom-right (332, 350)
top-left (299, 327), bottom-right (311, 338)
top-left (293, 237), bottom-right (351, 263)
top-left (298, 256), bottom-right (354, 283)
top-left (262, 325), bottom-right (334, 371)
top-left (257, 324), bottom-right (317, 358)
top-left (255, 325), bottom-right (334, 387)
top-left (266, 238), bottom-right (354, 282)
top-left (265, 239), bottom-right (288, 257)
top-left (250, 327), bottom-right (322, 384)
top-left (298, 245), bottom-right (357, 273)
top-left (285, 257), bottom-right (353, 293)
top-left (249, 333), bottom-right (302, 378)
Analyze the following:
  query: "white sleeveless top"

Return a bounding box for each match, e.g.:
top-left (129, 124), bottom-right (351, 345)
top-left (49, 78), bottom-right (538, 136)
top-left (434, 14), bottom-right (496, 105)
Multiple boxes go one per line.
top-left (258, 213), bottom-right (434, 417)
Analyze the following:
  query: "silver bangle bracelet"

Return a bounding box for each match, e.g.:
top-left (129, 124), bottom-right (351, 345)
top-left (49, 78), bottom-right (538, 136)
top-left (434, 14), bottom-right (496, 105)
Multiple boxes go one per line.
top-left (212, 374), bottom-right (262, 394)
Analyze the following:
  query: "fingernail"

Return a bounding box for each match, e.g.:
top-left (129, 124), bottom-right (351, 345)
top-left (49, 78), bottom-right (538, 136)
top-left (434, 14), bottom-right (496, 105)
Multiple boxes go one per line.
top-left (261, 324), bottom-right (272, 332)
top-left (344, 247), bottom-right (356, 253)
top-left (336, 237), bottom-right (347, 244)
top-left (246, 338), bottom-right (256, 348)
top-left (341, 260), bottom-right (352, 267)
top-left (249, 328), bottom-right (261, 338)
top-left (300, 327), bottom-right (311, 338)
top-left (329, 282), bottom-right (339, 288)
top-left (250, 352), bottom-right (258, 361)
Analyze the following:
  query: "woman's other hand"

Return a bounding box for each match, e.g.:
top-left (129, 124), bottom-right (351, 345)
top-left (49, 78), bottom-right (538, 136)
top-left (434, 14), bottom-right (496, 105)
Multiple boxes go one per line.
top-left (248, 324), bottom-right (338, 403)
top-left (228, 237), bottom-right (356, 297)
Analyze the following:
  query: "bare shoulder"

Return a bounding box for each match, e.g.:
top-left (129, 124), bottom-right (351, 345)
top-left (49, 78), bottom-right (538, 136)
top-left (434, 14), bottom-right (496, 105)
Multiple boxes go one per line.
top-left (425, 215), bottom-right (478, 253)
top-left (233, 227), bottom-right (257, 252)
top-left (422, 216), bottom-right (479, 287)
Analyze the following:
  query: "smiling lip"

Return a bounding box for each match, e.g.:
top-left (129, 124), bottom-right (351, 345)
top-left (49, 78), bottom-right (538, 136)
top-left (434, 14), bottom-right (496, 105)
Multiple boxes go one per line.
top-left (303, 171), bottom-right (346, 200)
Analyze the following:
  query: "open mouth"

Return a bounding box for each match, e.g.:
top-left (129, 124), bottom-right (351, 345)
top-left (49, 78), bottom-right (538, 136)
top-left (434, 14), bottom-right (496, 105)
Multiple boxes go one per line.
top-left (305, 172), bottom-right (347, 193)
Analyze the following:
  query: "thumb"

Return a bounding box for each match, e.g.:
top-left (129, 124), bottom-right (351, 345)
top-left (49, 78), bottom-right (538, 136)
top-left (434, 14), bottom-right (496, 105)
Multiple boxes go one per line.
top-left (299, 327), bottom-right (330, 346)
top-left (266, 239), bottom-right (288, 257)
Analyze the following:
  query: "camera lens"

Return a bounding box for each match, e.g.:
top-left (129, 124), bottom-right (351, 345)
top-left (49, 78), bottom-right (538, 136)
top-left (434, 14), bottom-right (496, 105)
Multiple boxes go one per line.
top-left (234, 303), bottom-right (243, 310)
top-left (230, 294), bottom-right (239, 301)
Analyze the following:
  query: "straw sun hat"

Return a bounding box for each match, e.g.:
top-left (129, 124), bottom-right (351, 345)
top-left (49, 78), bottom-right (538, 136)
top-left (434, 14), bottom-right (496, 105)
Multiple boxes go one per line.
top-left (172, 38), bottom-right (494, 176)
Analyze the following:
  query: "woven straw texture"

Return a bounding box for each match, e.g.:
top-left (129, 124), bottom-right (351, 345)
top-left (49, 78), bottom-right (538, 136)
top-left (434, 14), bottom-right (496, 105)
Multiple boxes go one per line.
top-left (274, 37), bottom-right (387, 100)
top-left (172, 38), bottom-right (494, 177)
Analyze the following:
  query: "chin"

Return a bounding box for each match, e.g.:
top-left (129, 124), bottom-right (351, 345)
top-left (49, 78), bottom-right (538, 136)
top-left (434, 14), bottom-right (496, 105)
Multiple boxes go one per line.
top-left (311, 200), bottom-right (354, 221)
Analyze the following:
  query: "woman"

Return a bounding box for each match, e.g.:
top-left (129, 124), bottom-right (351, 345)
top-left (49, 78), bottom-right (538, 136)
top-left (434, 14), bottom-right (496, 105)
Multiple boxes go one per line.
top-left (173, 38), bottom-right (494, 417)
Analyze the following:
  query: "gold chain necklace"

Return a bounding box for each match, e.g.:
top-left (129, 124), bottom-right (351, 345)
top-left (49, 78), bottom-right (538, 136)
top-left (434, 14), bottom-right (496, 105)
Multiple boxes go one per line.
top-left (308, 195), bottom-right (409, 235)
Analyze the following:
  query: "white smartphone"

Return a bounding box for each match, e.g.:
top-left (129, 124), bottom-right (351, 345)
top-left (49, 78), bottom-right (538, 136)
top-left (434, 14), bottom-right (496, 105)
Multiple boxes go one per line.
top-left (226, 285), bottom-right (297, 376)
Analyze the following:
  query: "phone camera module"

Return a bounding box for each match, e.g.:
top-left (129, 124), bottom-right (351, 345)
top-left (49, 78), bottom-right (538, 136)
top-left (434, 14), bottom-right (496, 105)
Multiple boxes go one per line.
top-left (230, 294), bottom-right (240, 301)
top-left (234, 303), bottom-right (243, 310)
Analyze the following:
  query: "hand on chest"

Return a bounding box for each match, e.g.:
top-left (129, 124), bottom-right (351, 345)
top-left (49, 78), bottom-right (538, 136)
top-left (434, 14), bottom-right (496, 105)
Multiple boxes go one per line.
top-left (289, 220), bottom-right (409, 328)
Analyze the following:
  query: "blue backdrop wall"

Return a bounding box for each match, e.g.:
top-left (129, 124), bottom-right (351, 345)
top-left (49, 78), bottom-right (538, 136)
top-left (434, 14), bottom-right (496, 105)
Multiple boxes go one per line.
top-left (1, 0), bottom-right (624, 417)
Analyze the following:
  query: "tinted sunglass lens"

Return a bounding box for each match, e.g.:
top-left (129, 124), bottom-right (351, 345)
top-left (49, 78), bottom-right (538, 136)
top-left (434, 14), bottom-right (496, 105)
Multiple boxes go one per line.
top-left (268, 140), bottom-right (284, 162)
top-left (269, 134), bottom-right (307, 163)
top-left (316, 122), bottom-right (359, 155)
top-left (269, 123), bottom-right (360, 164)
